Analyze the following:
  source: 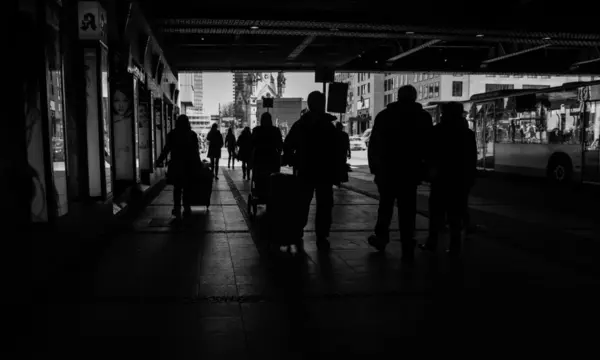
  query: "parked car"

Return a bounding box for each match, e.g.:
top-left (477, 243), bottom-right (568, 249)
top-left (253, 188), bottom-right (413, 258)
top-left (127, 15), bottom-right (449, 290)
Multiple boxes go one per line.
top-left (349, 136), bottom-right (367, 151)
top-left (361, 129), bottom-right (372, 148)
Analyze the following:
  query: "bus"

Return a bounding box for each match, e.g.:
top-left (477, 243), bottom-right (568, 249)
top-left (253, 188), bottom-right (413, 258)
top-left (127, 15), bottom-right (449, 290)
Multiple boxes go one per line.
top-left (425, 81), bottom-right (600, 184)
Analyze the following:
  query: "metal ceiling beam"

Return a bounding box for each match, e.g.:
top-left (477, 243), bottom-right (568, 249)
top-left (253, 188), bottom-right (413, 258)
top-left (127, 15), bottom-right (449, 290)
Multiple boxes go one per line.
top-left (387, 39), bottom-right (441, 63)
top-left (287, 35), bottom-right (316, 60)
top-left (159, 27), bottom-right (600, 47)
top-left (157, 18), bottom-right (600, 41)
top-left (481, 43), bottom-right (551, 65)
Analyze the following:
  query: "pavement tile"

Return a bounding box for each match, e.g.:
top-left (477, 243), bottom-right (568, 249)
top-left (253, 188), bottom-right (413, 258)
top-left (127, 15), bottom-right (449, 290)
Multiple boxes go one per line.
top-left (50, 165), bottom-right (600, 359)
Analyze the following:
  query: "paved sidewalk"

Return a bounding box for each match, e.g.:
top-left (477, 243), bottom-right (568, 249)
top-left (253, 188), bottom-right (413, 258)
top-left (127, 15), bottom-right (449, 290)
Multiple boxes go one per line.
top-left (343, 168), bottom-right (600, 274)
top-left (35, 166), bottom-right (600, 358)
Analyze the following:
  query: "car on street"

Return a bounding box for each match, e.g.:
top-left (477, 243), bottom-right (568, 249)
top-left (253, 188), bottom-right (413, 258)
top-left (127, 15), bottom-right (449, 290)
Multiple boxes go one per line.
top-left (361, 129), bottom-right (372, 148)
top-left (350, 136), bottom-right (367, 151)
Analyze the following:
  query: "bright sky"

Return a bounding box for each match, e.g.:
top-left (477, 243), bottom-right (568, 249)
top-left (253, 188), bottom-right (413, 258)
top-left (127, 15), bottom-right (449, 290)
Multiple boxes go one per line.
top-left (201, 72), bottom-right (322, 115)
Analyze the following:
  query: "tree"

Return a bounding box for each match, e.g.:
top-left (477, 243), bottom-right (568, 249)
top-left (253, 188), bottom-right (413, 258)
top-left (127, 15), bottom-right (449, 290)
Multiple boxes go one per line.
top-left (220, 101), bottom-right (235, 117)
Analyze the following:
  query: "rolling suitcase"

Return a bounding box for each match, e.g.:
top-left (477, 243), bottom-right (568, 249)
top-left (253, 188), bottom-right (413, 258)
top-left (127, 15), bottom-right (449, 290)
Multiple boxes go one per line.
top-left (267, 173), bottom-right (302, 250)
top-left (188, 160), bottom-right (213, 209)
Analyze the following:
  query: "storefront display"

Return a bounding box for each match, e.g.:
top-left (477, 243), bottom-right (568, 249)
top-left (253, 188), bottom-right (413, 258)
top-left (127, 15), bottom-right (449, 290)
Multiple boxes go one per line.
top-left (45, 0), bottom-right (69, 215)
top-left (80, 1), bottom-right (113, 199)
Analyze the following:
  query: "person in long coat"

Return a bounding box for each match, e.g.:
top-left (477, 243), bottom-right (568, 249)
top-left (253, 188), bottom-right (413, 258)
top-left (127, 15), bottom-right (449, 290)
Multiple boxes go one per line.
top-left (225, 128), bottom-right (237, 170)
top-left (236, 126), bottom-right (253, 180)
top-left (206, 123), bottom-right (224, 180)
top-left (156, 115), bottom-right (200, 219)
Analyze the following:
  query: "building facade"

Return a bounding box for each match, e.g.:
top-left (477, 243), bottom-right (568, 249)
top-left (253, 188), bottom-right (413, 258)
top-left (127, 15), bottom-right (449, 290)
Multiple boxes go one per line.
top-left (193, 72), bottom-right (203, 113)
top-left (383, 73), bottom-right (597, 107)
top-left (178, 72), bottom-right (194, 113)
top-left (335, 72), bottom-right (385, 136)
top-left (232, 71), bottom-right (287, 128)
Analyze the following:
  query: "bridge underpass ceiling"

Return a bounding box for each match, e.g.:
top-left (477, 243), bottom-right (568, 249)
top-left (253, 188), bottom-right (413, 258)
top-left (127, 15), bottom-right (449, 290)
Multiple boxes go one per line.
top-left (139, 0), bottom-right (600, 74)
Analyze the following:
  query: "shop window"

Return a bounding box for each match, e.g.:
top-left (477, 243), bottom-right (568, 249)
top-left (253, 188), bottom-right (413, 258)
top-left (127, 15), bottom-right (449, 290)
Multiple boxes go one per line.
top-left (452, 81), bottom-right (463, 97)
top-left (429, 85), bottom-right (434, 98)
top-left (367, 83), bottom-right (370, 93)
top-left (485, 83), bottom-right (514, 92)
top-left (434, 83), bottom-right (440, 97)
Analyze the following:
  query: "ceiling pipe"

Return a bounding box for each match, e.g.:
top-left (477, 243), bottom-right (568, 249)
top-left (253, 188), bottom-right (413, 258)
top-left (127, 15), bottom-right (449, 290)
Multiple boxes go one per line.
top-left (287, 35), bottom-right (316, 60)
top-left (387, 39), bottom-right (441, 63)
top-left (481, 43), bottom-right (551, 64)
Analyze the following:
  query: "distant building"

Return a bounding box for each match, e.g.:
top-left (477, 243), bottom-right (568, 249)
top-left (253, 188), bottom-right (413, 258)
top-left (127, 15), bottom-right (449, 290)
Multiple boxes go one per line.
top-left (232, 71), bottom-right (287, 128)
top-left (334, 72), bottom-right (384, 136)
top-left (186, 108), bottom-right (214, 137)
top-left (193, 73), bottom-right (203, 113)
top-left (178, 73), bottom-right (195, 113)
top-left (256, 97), bottom-right (303, 135)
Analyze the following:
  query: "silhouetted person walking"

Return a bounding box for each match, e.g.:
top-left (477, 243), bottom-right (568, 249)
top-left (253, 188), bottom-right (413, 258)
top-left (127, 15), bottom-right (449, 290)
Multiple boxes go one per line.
top-left (236, 126), bottom-right (253, 180)
top-left (420, 102), bottom-right (477, 255)
top-left (367, 85), bottom-right (433, 261)
top-left (206, 123), bottom-right (223, 180)
top-left (225, 128), bottom-right (237, 169)
top-left (283, 91), bottom-right (341, 251)
top-left (156, 115), bottom-right (200, 220)
top-left (251, 113), bottom-right (283, 176)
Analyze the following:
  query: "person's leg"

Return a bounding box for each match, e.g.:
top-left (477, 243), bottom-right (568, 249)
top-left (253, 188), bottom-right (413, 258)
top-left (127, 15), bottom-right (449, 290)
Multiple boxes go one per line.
top-left (242, 161), bottom-right (247, 179)
top-left (293, 181), bottom-right (315, 245)
top-left (447, 190), bottom-right (467, 254)
top-left (214, 158), bottom-right (220, 179)
top-left (422, 183), bottom-right (443, 251)
top-left (314, 183), bottom-right (334, 249)
top-left (397, 185), bottom-right (417, 260)
top-left (369, 179), bottom-right (394, 251)
top-left (173, 184), bottom-right (182, 218)
top-left (182, 179), bottom-right (192, 217)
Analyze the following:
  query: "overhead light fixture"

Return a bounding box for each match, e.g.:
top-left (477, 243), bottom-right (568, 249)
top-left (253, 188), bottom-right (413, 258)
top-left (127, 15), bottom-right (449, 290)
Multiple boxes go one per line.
top-left (250, 26), bottom-right (259, 30)
top-left (476, 34), bottom-right (484, 38)
top-left (543, 37), bottom-right (551, 40)
top-left (406, 31), bottom-right (415, 35)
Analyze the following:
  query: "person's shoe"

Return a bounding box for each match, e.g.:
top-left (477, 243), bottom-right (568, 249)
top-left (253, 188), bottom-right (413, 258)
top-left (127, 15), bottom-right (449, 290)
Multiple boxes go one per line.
top-left (316, 237), bottom-right (330, 251)
top-left (368, 234), bottom-right (388, 252)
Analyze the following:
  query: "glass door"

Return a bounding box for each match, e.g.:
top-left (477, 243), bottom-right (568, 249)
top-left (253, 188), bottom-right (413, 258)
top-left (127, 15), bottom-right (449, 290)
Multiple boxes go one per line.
top-left (582, 101), bottom-right (600, 183)
top-left (474, 103), bottom-right (495, 170)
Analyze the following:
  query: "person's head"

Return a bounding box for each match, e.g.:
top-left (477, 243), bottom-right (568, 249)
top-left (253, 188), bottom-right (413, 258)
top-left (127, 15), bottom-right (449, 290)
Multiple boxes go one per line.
top-left (441, 102), bottom-right (464, 125)
top-left (175, 114), bottom-right (191, 130)
top-left (260, 112), bottom-right (273, 127)
top-left (307, 91), bottom-right (325, 114)
top-left (397, 85), bottom-right (418, 103)
top-left (228, 127), bottom-right (233, 135)
top-left (336, 122), bottom-right (343, 131)
top-left (211, 123), bottom-right (218, 131)
top-left (112, 88), bottom-right (132, 117)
